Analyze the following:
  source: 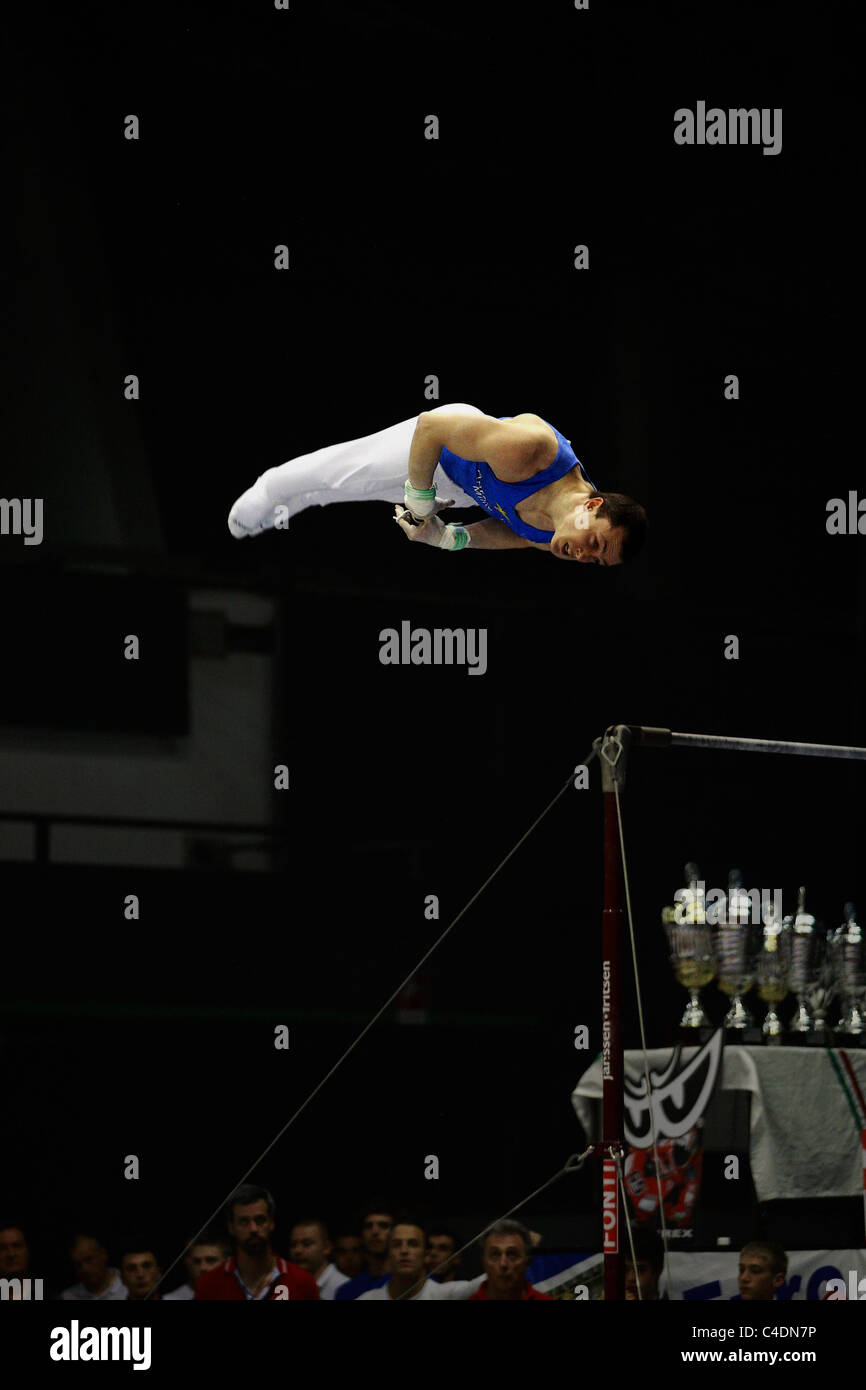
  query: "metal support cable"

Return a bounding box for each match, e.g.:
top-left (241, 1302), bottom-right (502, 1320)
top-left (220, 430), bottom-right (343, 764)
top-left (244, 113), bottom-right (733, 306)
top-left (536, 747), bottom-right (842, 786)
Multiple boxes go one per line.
top-left (148, 746), bottom-right (600, 1298)
top-left (397, 1147), bottom-right (595, 1300)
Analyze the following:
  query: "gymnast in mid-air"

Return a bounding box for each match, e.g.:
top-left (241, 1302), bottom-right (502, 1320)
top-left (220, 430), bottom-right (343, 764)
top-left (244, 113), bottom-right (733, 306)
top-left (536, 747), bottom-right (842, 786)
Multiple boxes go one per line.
top-left (228, 402), bottom-right (647, 564)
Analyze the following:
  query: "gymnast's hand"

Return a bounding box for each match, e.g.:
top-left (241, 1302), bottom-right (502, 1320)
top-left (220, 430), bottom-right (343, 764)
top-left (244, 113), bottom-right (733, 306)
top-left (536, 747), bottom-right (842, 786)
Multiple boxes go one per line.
top-left (402, 479), bottom-right (456, 521)
top-left (393, 503), bottom-right (458, 546)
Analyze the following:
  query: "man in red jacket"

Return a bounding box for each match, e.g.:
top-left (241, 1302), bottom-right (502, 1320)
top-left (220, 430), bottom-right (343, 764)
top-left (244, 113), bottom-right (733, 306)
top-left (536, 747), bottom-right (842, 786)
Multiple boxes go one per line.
top-left (195, 1185), bottom-right (318, 1300)
top-left (467, 1221), bottom-right (552, 1301)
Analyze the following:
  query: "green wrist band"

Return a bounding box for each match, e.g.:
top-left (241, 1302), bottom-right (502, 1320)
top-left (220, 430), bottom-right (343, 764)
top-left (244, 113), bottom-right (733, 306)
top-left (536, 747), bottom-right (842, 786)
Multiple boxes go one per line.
top-left (446, 524), bottom-right (470, 551)
top-left (405, 480), bottom-right (437, 500)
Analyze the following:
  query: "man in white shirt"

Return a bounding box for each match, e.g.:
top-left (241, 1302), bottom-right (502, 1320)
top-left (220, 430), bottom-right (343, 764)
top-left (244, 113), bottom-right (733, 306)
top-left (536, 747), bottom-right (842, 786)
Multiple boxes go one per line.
top-left (60, 1234), bottom-right (128, 1301)
top-left (288, 1218), bottom-right (350, 1300)
top-left (358, 1221), bottom-right (483, 1301)
top-left (163, 1234), bottom-right (230, 1301)
top-left (425, 1226), bottom-right (464, 1283)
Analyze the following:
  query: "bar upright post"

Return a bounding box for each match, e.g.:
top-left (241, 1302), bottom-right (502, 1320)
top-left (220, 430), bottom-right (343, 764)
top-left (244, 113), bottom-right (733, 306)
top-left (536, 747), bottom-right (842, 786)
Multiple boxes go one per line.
top-left (595, 724), bottom-right (631, 1301)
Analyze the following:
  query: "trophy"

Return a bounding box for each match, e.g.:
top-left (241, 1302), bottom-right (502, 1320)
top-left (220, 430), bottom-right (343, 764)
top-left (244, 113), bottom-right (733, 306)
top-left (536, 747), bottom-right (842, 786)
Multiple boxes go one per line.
top-left (663, 862), bottom-right (716, 1031)
top-left (785, 886), bottom-right (818, 1037)
top-left (712, 868), bottom-right (761, 1039)
top-left (831, 903), bottom-right (865, 1040)
top-left (802, 928), bottom-right (836, 1046)
top-left (755, 898), bottom-right (791, 1042)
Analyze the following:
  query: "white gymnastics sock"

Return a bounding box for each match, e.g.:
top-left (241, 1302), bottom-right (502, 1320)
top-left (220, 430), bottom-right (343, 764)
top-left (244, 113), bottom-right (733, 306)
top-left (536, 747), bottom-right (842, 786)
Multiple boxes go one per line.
top-left (227, 478), bottom-right (275, 538)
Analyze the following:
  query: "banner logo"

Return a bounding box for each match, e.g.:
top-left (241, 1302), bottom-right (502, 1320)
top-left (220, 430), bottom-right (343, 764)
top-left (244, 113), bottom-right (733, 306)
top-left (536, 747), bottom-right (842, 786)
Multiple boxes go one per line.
top-left (624, 1028), bottom-right (723, 1147)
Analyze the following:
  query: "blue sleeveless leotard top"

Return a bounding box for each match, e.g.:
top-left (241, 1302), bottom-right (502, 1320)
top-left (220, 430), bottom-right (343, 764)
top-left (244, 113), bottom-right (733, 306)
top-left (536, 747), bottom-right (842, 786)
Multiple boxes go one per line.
top-left (437, 416), bottom-right (598, 542)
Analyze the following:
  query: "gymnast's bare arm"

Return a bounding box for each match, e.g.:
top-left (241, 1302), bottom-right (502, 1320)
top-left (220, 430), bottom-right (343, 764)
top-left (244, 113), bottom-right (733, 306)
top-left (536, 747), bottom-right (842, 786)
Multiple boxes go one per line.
top-left (408, 411), bottom-right (554, 490)
top-left (465, 519), bottom-right (551, 551)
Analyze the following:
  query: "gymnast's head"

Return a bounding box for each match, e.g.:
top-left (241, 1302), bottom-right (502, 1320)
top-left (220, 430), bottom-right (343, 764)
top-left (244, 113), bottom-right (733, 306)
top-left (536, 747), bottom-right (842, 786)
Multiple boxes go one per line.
top-left (551, 492), bottom-right (647, 565)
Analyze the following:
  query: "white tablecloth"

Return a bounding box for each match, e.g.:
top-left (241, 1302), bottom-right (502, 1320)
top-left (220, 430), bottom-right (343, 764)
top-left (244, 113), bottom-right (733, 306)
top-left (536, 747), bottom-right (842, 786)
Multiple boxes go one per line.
top-left (572, 1045), bottom-right (866, 1201)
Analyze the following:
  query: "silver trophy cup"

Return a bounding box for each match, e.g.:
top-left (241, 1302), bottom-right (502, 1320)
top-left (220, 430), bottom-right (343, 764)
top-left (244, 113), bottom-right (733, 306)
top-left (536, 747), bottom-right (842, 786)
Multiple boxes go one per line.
top-left (803, 932), bottom-right (836, 1040)
top-left (756, 905), bottom-right (791, 1039)
top-left (712, 869), bottom-right (759, 1029)
top-left (663, 864), bottom-right (715, 1028)
top-left (785, 887), bottom-right (818, 1034)
top-left (831, 903), bottom-right (865, 1036)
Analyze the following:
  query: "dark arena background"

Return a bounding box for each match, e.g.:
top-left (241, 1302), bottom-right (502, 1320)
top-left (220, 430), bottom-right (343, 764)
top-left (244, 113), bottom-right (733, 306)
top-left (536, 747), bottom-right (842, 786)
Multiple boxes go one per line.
top-left (2, 0), bottom-right (864, 1370)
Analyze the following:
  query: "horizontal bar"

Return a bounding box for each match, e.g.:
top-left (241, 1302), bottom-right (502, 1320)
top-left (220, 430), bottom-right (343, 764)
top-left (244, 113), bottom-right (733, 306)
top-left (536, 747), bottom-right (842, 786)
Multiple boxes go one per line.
top-left (628, 725), bottom-right (866, 761)
top-left (672, 731), bottom-right (866, 760)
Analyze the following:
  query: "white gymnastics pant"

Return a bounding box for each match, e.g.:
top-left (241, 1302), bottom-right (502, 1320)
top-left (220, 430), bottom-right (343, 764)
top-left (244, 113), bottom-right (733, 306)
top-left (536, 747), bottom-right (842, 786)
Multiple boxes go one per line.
top-left (228, 402), bottom-right (483, 537)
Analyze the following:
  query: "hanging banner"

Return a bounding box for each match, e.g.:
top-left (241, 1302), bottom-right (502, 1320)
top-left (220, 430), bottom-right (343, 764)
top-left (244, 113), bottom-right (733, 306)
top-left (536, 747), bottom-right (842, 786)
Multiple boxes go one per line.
top-left (664, 1249), bottom-right (866, 1301)
top-left (621, 1030), bottom-right (724, 1229)
top-left (624, 1126), bottom-right (704, 1227)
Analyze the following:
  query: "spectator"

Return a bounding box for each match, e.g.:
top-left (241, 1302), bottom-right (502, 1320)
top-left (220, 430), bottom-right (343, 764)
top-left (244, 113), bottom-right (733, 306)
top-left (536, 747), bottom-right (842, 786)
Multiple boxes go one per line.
top-left (163, 1233), bottom-right (231, 1301)
top-left (358, 1219), bottom-right (483, 1300)
top-left (334, 1200), bottom-right (394, 1301)
top-left (467, 1220), bottom-right (553, 1301)
top-left (625, 1227), bottom-right (665, 1301)
top-left (60, 1233), bottom-right (128, 1301)
top-left (289, 1218), bottom-right (349, 1300)
top-left (120, 1245), bottom-right (163, 1301)
top-left (195, 1185), bottom-right (318, 1300)
top-left (0, 1223), bottom-right (57, 1300)
top-left (0, 1224), bottom-right (31, 1280)
top-left (425, 1226), bottom-right (463, 1283)
top-left (737, 1241), bottom-right (787, 1301)
top-left (333, 1233), bottom-right (365, 1280)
